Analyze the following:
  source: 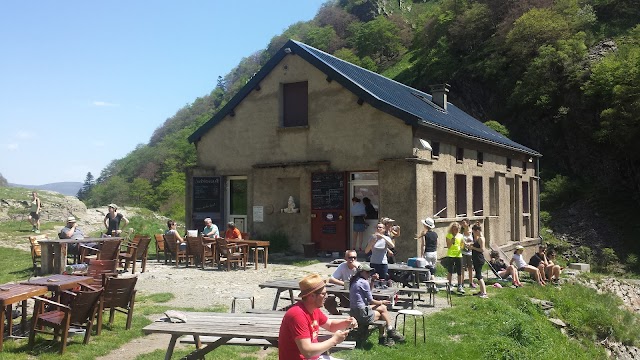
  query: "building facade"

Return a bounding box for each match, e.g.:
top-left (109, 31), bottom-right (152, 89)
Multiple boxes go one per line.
top-left (187, 40), bottom-right (542, 260)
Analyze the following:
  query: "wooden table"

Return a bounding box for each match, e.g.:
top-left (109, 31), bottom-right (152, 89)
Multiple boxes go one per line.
top-left (20, 274), bottom-right (93, 302)
top-left (38, 237), bottom-right (124, 274)
top-left (327, 262), bottom-right (432, 286)
top-left (259, 279), bottom-right (397, 311)
top-left (0, 283), bottom-right (49, 351)
top-left (143, 311), bottom-right (354, 360)
top-left (229, 239), bottom-right (270, 270)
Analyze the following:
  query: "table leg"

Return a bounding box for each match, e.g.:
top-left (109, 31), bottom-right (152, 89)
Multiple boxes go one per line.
top-left (272, 289), bottom-right (284, 310)
top-left (184, 337), bottom-right (227, 360)
top-left (6, 304), bottom-right (13, 337)
top-left (264, 247), bottom-right (269, 269)
top-left (288, 289), bottom-right (294, 305)
top-left (165, 334), bottom-right (179, 360)
top-left (0, 305), bottom-right (5, 351)
top-left (53, 243), bottom-right (65, 274)
top-left (41, 243), bottom-right (53, 274)
top-left (254, 246), bottom-right (258, 270)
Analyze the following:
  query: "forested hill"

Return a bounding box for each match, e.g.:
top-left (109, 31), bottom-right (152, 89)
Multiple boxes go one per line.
top-left (81, 0), bottom-right (640, 226)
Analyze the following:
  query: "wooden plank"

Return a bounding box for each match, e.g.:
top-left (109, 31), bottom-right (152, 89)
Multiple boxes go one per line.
top-left (179, 335), bottom-right (356, 350)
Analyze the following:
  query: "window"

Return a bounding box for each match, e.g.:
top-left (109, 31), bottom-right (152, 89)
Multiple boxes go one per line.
top-left (522, 161), bottom-right (527, 174)
top-left (489, 177), bottom-right (498, 216)
top-left (506, 158), bottom-right (512, 171)
top-left (456, 147), bottom-right (464, 163)
top-left (282, 81), bottom-right (308, 127)
top-left (477, 151), bottom-right (484, 166)
top-left (431, 141), bottom-right (440, 158)
top-left (433, 172), bottom-right (447, 218)
top-left (455, 174), bottom-right (467, 217)
top-left (522, 181), bottom-right (530, 214)
top-left (472, 176), bottom-right (483, 216)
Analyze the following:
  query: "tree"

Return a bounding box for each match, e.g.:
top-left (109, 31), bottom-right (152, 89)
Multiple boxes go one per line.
top-left (349, 16), bottom-right (404, 65)
top-left (129, 178), bottom-right (154, 208)
top-left (484, 120), bottom-right (510, 138)
top-left (77, 172), bottom-right (95, 200)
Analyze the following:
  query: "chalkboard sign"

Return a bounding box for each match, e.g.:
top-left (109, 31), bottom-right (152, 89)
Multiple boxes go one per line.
top-left (193, 177), bottom-right (221, 213)
top-left (312, 172), bottom-right (345, 210)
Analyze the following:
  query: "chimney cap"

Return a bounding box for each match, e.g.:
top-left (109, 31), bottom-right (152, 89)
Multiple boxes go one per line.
top-left (429, 83), bottom-right (451, 93)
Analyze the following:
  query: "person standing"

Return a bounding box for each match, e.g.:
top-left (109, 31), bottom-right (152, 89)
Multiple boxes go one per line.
top-left (278, 273), bottom-right (357, 360)
top-left (419, 218), bottom-right (437, 280)
top-left (350, 197), bottom-right (367, 251)
top-left (365, 223), bottom-right (395, 280)
top-left (28, 191), bottom-right (41, 233)
top-left (104, 203), bottom-right (129, 236)
top-left (468, 223), bottom-right (488, 298)
top-left (461, 219), bottom-right (475, 288)
top-left (445, 222), bottom-right (465, 294)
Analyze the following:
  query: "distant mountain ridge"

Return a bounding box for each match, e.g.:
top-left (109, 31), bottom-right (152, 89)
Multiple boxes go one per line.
top-left (8, 182), bottom-right (82, 196)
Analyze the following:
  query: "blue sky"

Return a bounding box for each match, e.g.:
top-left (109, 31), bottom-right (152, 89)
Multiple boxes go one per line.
top-left (0, 0), bottom-right (327, 185)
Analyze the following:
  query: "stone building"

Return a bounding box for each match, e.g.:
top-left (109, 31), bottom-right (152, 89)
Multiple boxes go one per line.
top-left (186, 40), bottom-right (542, 259)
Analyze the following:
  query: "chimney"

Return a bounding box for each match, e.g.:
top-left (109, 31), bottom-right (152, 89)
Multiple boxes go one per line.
top-left (429, 83), bottom-right (450, 111)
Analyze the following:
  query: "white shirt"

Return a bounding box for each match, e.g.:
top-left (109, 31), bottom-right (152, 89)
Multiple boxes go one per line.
top-left (332, 262), bottom-right (358, 282)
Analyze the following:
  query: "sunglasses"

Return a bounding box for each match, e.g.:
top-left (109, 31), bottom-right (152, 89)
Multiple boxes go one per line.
top-left (347, 256), bottom-right (357, 260)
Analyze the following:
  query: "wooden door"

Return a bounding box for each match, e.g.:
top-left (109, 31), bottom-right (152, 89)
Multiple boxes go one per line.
top-left (310, 172), bottom-right (347, 251)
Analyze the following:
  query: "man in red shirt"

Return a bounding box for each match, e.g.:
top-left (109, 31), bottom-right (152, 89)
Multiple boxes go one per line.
top-left (278, 273), bottom-right (357, 360)
top-left (224, 222), bottom-right (243, 239)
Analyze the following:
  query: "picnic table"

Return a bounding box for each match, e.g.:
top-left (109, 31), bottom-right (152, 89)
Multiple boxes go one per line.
top-left (21, 274), bottom-right (93, 302)
top-left (229, 239), bottom-right (269, 270)
top-left (259, 279), bottom-right (397, 310)
top-left (326, 262), bottom-right (432, 286)
top-left (142, 311), bottom-right (355, 360)
top-left (0, 283), bottom-right (49, 351)
top-left (38, 237), bottom-right (124, 274)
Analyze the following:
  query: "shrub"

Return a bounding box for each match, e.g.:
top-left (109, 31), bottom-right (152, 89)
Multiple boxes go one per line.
top-left (576, 246), bottom-right (593, 264)
top-left (626, 253), bottom-right (638, 271)
top-left (539, 210), bottom-right (552, 224)
top-left (540, 174), bottom-right (579, 209)
top-left (599, 248), bottom-right (618, 271)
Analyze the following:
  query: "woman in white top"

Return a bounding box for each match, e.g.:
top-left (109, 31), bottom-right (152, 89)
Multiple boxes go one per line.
top-left (510, 245), bottom-right (545, 285)
top-left (365, 223), bottom-right (395, 280)
top-left (461, 219), bottom-right (475, 288)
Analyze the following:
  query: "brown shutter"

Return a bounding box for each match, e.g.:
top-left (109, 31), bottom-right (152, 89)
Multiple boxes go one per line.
top-left (283, 81), bottom-right (308, 127)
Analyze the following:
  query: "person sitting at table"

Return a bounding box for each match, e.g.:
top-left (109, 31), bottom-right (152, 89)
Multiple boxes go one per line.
top-left (278, 273), bottom-right (357, 360)
top-left (203, 218), bottom-right (219, 238)
top-left (165, 220), bottom-right (186, 251)
top-left (326, 250), bottom-right (360, 311)
top-left (58, 216), bottom-right (94, 255)
top-left (349, 263), bottom-right (404, 347)
top-left (224, 222), bottom-right (243, 240)
top-left (103, 203), bottom-right (129, 236)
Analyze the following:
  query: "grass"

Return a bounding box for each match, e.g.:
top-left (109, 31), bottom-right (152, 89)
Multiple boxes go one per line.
top-left (1, 246), bottom-right (638, 359)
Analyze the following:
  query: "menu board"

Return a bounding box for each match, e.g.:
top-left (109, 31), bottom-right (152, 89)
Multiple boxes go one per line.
top-left (311, 172), bottom-right (345, 210)
top-left (192, 177), bottom-right (221, 213)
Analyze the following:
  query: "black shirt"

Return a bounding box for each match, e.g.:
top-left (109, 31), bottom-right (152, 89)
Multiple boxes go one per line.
top-left (424, 231), bottom-right (438, 253)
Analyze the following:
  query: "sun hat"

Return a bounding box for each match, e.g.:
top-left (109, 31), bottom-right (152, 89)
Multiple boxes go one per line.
top-left (381, 217), bottom-right (395, 224)
top-left (493, 283), bottom-right (503, 288)
top-left (298, 274), bottom-right (326, 298)
top-left (357, 263), bottom-right (373, 272)
top-left (515, 245), bottom-right (524, 250)
top-left (421, 217), bottom-right (435, 229)
top-left (67, 216), bottom-right (76, 223)
top-left (108, 203), bottom-right (118, 210)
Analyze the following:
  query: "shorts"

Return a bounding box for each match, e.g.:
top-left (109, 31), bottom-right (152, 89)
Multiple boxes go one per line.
top-left (446, 257), bottom-right (462, 275)
top-left (424, 251), bottom-right (437, 267)
top-left (462, 254), bottom-right (473, 268)
top-left (29, 212), bottom-right (40, 220)
top-left (473, 261), bottom-right (484, 280)
top-left (351, 306), bottom-right (375, 324)
top-left (353, 223), bottom-right (366, 232)
top-left (371, 263), bottom-right (389, 280)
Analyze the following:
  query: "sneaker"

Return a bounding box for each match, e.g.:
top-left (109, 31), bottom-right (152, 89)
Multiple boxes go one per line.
top-left (457, 285), bottom-right (465, 294)
top-left (470, 283), bottom-right (477, 288)
top-left (34, 229), bottom-right (40, 234)
top-left (472, 292), bottom-right (482, 296)
top-left (388, 329), bottom-right (406, 342)
top-left (379, 336), bottom-right (395, 347)
top-left (479, 293), bottom-right (488, 299)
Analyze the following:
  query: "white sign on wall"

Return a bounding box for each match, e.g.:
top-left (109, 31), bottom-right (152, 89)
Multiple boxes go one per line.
top-left (253, 206), bottom-right (264, 222)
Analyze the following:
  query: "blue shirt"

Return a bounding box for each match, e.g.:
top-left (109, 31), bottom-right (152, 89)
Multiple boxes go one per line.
top-left (349, 277), bottom-right (373, 310)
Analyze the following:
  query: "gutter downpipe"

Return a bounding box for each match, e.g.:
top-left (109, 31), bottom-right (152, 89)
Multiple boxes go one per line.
top-left (537, 156), bottom-right (543, 245)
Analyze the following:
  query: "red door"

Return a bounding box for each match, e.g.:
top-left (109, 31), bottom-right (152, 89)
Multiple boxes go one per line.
top-left (310, 172), bottom-right (347, 251)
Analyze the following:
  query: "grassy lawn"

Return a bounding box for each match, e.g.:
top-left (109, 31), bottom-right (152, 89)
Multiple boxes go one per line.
top-left (1, 245), bottom-right (638, 359)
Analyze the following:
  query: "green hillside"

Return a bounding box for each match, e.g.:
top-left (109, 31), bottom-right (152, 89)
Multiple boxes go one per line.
top-left (79, 0), bottom-right (640, 263)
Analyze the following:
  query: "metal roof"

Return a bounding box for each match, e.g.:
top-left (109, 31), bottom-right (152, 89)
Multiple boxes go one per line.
top-left (189, 40), bottom-right (541, 157)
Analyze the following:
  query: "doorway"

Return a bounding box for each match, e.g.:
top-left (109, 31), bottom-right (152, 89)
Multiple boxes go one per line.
top-left (226, 176), bottom-right (247, 232)
top-left (350, 172), bottom-right (379, 250)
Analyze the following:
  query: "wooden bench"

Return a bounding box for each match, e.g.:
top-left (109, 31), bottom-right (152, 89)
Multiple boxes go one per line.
top-left (180, 335), bottom-right (356, 352)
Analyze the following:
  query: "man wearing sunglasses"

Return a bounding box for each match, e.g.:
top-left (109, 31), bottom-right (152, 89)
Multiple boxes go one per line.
top-left (326, 250), bottom-right (360, 312)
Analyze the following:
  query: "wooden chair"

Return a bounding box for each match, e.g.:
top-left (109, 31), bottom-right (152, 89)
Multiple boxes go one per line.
top-left (119, 236), bottom-right (152, 273)
top-left (96, 275), bottom-right (138, 335)
top-left (186, 236), bottom-right (215, 269)
top-left (77, 259), bottom-right (118, 287)
top-left (80, 239), bottom-right (122, 263)
top-left (240, 232), bottom-right (250, 240)
top-left (154, 234), bottom-right (167, 263)
top-left (29, 284), bottom-right (103, 354)
top-left (216, 238), bottom-right (247, 271)
top-left (164, 233), bottom-right (187, 267)
top-left (29, 236), bottom-right (42, 275)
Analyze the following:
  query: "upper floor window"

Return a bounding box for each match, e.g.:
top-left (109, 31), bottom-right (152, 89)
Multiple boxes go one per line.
top-left (477, 151), bottom-right (484, 166)
top-left (282, 81), bottom-right (308, 127)
top-left (431, 141), bottom-right (440, 159)
top-left (456, 147), bottom-right (464, 163)
top-left (522, 161), bottom-right (527, 174)
top-left (507, 158), bottom-right (512, 171)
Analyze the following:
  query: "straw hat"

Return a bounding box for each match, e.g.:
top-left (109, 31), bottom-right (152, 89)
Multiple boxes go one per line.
top-left (515, 245), bottom-right (524, 250)
top-left (298, 274), bottom-right (325, 298)
top-left (67, 216), bottom-right (76, 223)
